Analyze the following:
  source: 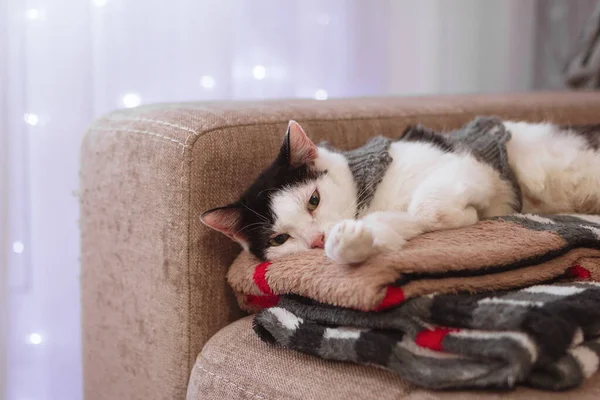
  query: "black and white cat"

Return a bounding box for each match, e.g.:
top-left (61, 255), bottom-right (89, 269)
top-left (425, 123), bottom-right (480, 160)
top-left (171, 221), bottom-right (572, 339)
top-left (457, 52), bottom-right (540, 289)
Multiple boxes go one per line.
top-left (201, 118), bottom-right (600, 264)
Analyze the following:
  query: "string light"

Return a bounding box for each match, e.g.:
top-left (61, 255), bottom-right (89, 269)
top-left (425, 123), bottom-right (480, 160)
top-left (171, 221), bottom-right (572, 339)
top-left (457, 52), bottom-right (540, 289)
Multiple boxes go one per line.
top-left (314, 89), bottom-right (328, 100)
top-left (200, 75), bottom-right (216, 89)
top-left (252, 65), bottom-right (266, 80)
top-left (24, 113), bottom-right (39, 126)
top-left (12, 241), bottom-right (24, 254)
top-left (122, 93), bottom-right (141, 108)
top-left (28, 333), bottom-right (43, 345)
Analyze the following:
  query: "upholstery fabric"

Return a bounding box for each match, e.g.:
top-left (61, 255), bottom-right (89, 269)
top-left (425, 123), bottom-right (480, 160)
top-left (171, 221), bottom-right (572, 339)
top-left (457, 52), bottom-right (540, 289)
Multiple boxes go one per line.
top-left (80, 92), bottom-right (600, 400)
top-left (188, 317), bottom-right (600, 400)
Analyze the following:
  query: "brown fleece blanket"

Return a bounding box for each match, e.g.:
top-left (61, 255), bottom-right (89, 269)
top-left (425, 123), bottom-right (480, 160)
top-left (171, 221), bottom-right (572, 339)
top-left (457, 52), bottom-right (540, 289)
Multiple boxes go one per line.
top-left (228, 214), bottom-right (600, 312)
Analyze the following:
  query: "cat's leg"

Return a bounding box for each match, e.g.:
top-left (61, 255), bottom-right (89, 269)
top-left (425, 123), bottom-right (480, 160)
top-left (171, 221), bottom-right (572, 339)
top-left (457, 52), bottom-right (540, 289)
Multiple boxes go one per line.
top-left (325, 206), bottom-right (478, 264)
top-left (325, 219), bottom-right (376, 264)
top-left (325, 182), bottom-right (481, 263)
top-left (325, 212), bottom-right (425, 264)
top-left (324, 212), bottom-right (424, 264)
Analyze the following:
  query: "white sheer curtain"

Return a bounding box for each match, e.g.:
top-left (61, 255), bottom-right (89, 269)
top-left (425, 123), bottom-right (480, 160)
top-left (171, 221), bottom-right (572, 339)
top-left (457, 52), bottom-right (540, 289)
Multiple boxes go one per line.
top-left (2, 0), bottom-right (565, 399)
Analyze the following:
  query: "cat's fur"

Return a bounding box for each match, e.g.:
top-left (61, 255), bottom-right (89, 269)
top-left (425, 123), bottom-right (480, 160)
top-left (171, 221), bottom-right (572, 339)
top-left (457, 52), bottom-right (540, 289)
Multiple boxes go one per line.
top-left (201, 119), bottom-right (600, 264)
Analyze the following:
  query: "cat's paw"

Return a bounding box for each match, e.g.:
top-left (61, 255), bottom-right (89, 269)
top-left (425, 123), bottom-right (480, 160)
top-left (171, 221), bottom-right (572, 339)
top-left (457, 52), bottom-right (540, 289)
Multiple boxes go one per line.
top-left (325, 220), bottom-right (375, 264)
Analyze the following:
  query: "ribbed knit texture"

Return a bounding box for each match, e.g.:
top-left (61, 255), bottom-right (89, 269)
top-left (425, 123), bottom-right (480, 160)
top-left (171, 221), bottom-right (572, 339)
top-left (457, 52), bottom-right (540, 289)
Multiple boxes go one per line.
top-left (449, 116), bottom-right (523, 212)
top-left (341, 136), bottom-right (393, 216)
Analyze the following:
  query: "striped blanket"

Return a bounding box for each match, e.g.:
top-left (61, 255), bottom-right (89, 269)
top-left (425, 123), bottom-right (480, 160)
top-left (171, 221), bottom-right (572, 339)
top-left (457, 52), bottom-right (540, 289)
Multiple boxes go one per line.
top-left (226, 214), bottom-right (600, 390)
top-left (253, 282), bottom-right (600, 390)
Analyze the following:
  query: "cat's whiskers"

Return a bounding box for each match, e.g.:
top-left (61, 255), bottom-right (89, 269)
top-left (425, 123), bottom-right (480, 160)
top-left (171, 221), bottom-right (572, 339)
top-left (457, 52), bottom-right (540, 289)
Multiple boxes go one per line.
top-left (240, 202), bottom-right (270, 223)
top-left (256, 188), bottom-right (279, 198)
top-left (233, 222), bottom-right (267, 237)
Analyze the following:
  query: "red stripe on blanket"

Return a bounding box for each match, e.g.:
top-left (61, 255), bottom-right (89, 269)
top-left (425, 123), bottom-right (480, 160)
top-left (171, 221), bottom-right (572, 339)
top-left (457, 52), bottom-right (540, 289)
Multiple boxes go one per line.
top-left (253, 261), bottom-right (274, 295)
top-left (246, 294), bottom-right (280, 308)
top-left (567, 265), bottom-right (591, 279)
top-left (374, 286), bottom-right (405, 311)
top-left (415, 328), bottom-right (459, 351)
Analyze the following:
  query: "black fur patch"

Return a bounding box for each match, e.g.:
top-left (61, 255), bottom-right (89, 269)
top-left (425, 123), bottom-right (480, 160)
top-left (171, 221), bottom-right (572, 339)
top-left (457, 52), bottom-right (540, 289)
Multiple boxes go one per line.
top-left (232, 139), bottom-right (322, 261)
top-left (563, 124), bottom-right (600, 151)
top-left (399, 124), bottom-right (455, 152)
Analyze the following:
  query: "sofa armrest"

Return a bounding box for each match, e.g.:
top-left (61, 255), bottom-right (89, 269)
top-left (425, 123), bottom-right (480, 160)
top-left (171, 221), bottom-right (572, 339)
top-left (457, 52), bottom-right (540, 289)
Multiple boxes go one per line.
top-left (80, 92), bottom-right (600, 400)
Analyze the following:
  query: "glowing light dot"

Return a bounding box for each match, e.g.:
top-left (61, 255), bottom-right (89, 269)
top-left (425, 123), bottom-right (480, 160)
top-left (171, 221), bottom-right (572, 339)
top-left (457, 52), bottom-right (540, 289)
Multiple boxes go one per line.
top-left (24, 113), bottom-right (39, 126)
top-left (26, 9), bottom-right (41, 19)
top-left (200, 75), bottom-right (216, 89)
top-left (13, 241), bottom-right (24, 254)
top-left (92, 0), bottom-right (108, 6)
top-left (317, 14), bottom-right (330, 25)
top-left (314, 89), bottom-right (328, 100)
top-left (28, 333), bottom-right (42, 345)
top-left (122, 93), bottom-right (141, 108)
top-left (252, 65), bottom-right (266, 80)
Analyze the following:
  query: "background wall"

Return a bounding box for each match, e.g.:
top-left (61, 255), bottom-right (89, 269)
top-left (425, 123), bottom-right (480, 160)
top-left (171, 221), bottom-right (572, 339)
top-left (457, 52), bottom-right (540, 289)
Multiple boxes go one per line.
top-left (387, 0), bottom-right (538, 95)
top-left (1, 0), bottom-right (597, 399)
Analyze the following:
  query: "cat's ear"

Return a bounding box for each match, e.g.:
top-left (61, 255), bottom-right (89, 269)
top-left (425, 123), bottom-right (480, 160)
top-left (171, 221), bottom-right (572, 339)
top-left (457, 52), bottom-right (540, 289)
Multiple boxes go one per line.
top-left (200, 205), bottom-right (248, 248)
top-left (280, 120), bottom-right (318, 168)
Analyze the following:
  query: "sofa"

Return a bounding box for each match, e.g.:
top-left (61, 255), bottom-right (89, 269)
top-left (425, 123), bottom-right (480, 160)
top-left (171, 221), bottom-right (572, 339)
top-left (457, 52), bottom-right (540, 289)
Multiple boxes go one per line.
top-left (80, 92), bottom-right (600, 399)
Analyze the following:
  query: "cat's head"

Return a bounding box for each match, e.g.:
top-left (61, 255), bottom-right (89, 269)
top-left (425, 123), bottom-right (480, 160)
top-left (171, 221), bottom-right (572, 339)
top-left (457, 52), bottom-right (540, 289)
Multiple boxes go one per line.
top-left (201, 121), bottom-right (356, 260)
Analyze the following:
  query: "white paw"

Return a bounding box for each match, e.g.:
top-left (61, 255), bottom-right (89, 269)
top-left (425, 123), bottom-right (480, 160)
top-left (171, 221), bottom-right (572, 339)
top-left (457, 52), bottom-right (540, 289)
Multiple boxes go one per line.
top-left (325, 220), bottom-right (375, 264)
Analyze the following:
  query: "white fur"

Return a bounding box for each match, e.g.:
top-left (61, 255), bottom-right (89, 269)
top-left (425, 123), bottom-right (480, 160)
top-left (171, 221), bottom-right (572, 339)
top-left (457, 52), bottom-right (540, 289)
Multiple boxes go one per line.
top-left (267, 122), bottom-right (600, 263)
top-left (505, 121), bottom-right (600, 214)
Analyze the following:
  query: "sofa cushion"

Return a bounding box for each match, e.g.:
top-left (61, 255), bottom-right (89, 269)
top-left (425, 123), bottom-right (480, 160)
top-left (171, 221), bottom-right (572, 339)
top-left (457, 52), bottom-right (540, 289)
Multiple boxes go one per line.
top-left (188, 316), bottom-right (600, 400)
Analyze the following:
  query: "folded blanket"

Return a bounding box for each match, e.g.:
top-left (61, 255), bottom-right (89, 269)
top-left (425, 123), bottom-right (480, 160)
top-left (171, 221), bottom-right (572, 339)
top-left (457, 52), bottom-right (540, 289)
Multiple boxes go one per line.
top-left (254, 281), bottom-right (600, 391)
top-left (228, 214), bottom-right (600, 312)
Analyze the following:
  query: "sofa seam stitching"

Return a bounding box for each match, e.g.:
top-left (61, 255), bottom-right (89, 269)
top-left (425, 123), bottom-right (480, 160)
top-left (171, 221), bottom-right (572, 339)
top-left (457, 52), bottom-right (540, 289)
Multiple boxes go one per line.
top-left (88, 127), bottom-right (187, 147)
top-left (92, 102), bottom-right (595, 148)
top-left (91, 111), bottom-right (473, 153)
top-left (103, 116), bottom-right (197, 133)
top-left (189, 111), bottom-right (476, 140)
top-left (195, 363), bottom-right (270, 399)
top-left (182, 105), bottom-right (590, 147)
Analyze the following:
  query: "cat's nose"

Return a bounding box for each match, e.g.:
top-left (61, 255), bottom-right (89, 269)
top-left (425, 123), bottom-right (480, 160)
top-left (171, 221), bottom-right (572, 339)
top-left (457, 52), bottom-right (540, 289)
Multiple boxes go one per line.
top-left (311, 234), bottom-right (325, 249)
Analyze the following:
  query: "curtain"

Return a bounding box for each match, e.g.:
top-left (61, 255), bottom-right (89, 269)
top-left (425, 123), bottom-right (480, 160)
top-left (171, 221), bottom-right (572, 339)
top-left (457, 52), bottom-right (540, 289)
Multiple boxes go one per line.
top-left (534, 0), bottom-right (600, 89)
top-left (1, 0), bottom-right (586, 399)
top-left (563, 1), bottom-right (600, 88)
top-left (2, 2), bottom-right (390, 399)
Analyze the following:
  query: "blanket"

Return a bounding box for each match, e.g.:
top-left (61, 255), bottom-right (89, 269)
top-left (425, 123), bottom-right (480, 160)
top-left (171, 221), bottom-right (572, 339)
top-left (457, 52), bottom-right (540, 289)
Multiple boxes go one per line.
top-left (253, 282), bottom-right (600, 390)
top-left (228, 214), bottom-right (600, 312)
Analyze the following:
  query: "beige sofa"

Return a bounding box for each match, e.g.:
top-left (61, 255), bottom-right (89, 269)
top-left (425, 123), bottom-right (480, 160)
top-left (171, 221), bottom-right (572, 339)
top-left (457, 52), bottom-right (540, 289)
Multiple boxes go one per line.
top-left (80, 93), bottom-right (600, 400)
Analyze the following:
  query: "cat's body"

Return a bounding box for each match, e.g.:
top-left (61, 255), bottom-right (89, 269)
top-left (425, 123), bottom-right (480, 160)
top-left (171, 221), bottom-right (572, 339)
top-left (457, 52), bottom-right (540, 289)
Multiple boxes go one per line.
top-left (505, 121), bottom-right (600, 215)
top-left (202, 118), bottom-right (600, 264)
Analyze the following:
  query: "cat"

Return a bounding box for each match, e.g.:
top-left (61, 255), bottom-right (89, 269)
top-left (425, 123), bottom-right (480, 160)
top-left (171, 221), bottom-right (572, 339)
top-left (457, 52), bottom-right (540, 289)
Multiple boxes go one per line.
top-left (201, 117), bottom-right (600, 264)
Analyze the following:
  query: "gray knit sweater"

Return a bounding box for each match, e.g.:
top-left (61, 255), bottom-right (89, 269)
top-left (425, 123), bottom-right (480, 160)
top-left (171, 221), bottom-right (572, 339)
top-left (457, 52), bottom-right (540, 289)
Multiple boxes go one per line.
top-left (329, 116), bottom-right (522, 215)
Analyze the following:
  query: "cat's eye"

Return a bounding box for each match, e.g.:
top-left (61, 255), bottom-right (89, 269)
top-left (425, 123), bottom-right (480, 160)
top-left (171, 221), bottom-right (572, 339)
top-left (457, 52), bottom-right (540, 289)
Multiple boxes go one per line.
top-left (307, 190), bottom-right (320, 212)
top-left (268, 233), bottom-right (290, 247)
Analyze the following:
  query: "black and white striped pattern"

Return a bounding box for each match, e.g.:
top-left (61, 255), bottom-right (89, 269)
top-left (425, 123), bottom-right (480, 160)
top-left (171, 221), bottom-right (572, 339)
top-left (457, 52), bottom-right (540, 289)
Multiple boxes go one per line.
top-left (254, 282), bottom-right (600, 391)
